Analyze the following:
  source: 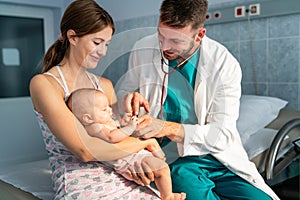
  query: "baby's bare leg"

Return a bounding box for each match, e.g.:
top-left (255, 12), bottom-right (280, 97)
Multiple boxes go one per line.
top-left (142, 156), bottom-right (186, 200)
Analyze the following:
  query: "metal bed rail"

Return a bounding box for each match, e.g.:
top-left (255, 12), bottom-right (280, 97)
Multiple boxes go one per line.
top-left (265, 118), bottom-right (300, 180)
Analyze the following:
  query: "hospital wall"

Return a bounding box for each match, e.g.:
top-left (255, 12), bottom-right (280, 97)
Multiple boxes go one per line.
top-left (0, 0), bottom-right (299, 112)
top-left (97, 0), bottom-right (300, 110)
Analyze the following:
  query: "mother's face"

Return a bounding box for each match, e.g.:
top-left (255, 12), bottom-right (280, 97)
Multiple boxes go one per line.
top-left (70, 26), bottom-right (113, 69)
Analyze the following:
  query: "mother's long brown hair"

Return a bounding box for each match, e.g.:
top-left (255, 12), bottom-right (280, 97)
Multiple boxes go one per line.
top-left (42, 0), bottom-right (115, 73)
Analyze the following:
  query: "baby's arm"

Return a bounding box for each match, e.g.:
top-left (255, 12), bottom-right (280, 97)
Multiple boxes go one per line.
top-left (109, 116), bottom-right (138, 143)
top-left (87, 117), bottom-right (138, 143)
top-left (119, 115), bottom-right (138, 133)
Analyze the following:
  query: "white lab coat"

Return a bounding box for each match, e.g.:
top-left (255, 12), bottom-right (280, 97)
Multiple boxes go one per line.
top-left (117, 33), bottom-right (279, 200)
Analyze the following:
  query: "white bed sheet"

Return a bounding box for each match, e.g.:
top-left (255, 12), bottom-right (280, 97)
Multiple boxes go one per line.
top-left (243, 128), bottom-right (278, 160)
top-left (244, 128), bottom-right (290, 161)
top-left (0, 159), bottom-right (54, 200)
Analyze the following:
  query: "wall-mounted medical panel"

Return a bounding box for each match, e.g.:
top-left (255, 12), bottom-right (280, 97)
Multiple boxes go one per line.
top-left (206, 0), bottom-right (300, 25)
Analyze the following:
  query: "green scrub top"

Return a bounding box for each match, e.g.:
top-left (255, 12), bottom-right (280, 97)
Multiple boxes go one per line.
top-left (159, 49), bottom-right (199, 146)
top-left (162, 48), bottom-right (200, 124)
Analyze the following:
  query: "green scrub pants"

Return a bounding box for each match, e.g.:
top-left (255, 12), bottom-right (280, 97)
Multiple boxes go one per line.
top-left (170, 155), bottom-right (272, 200)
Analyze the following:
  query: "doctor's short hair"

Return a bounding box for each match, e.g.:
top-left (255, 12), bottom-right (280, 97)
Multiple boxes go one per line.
top-left (159, 0), bottom-right (208, 30)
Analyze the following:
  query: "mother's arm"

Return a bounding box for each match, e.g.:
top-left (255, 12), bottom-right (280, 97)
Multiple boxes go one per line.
top-left (29, 74), bottom-right (159, 162)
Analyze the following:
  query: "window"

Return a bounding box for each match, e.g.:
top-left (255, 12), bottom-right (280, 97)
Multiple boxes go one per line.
top-left (0, 3), bottom-right (54, 98)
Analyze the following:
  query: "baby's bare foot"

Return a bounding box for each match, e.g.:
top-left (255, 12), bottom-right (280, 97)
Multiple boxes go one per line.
top-left (161, 192), bottom-right (186, 200)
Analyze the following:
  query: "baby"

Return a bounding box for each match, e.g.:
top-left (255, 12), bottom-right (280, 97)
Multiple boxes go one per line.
top-left (67, 88), bottom-right (186, 200)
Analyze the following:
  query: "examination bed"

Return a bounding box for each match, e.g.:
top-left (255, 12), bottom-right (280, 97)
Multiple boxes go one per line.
top-left (0, 95), bottom-right (299, 200)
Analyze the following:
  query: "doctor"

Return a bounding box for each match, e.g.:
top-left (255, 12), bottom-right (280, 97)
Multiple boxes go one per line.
top-left (118, 0), bottom-right (279, 199)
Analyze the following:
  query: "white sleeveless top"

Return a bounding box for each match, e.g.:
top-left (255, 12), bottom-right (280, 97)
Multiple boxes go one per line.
top-left (44, 66), bottom-right (104, 101)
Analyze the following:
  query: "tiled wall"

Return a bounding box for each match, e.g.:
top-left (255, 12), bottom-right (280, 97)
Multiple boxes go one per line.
top-left (206, 14), bottom-right (300, 110)
top-left (98, 9), bottom-right (300, 110)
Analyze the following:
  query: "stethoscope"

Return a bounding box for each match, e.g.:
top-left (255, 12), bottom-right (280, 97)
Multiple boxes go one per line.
top-left (159, 45), bottom-right (200, 118)
top-left (158, 43), bottom-right (200, 145)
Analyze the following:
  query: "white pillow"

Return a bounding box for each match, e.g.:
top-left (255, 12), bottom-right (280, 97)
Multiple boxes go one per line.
top-left (237, 95), bottom-right (288, 143)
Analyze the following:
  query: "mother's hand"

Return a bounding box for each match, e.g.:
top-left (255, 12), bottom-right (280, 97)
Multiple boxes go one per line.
top-left (117, 161), bottom-right (155, 186)
top-left (117, 138), bottom-right (165, 186)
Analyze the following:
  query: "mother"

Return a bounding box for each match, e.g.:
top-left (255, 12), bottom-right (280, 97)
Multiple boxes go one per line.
top-left (30, 0), bottom-right (160, 199)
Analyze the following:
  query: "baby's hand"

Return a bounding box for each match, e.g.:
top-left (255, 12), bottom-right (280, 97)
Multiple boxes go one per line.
top-left (126, 116), bottom-right (138, 129)
top-left (120, 114), bottom-right (139, 136)
top-left (120, 113), bottom-right (133, 126)
top-left (131, 116), bottom-right (138, 125)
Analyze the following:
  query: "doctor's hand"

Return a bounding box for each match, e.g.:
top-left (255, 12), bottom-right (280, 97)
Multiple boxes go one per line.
top-left (135, 115), bottom-right (166, 139)
top-left (121, 92), bottom-right (150, 116)
top-left (135, 114), bottom-right (185, 144)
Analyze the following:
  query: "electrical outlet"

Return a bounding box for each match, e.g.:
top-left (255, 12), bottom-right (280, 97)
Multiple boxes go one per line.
top-left (205, 12), bottom-right (211, 21)
top-left (214, 11), bottom-right (221, 19)
top-left (234, 6), bottom-right (245, 18)
top-left (249, 3), bottom-right (260, 16)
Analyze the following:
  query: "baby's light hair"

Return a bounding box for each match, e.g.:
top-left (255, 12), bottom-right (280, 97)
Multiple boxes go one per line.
top-left (67, 88), bottom-right (106, 124)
